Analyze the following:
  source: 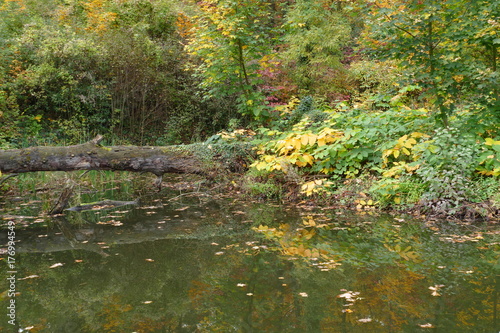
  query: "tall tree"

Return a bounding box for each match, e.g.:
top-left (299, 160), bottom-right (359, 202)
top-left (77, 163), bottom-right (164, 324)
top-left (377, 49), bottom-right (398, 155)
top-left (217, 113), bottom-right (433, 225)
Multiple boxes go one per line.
top-left (364, 0), bottom-right (500, 126)
top-left (185, 0), bottom-right (282, 118)
top-left (281, 0), bottom-right (351, 93)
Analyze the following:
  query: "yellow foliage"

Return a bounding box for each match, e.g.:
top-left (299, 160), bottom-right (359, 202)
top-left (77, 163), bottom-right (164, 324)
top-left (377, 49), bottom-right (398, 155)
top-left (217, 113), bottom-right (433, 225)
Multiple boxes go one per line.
top-left (382, 132), bottom-right (429, 172)
top-left (0, 0), bottom-right (26, 11)
top-left (83, 0), bottom-right (117, 33)
top-left (273, 96), bottom-right (300, 115)
top-left (300, 179), bottom-right (332, 196)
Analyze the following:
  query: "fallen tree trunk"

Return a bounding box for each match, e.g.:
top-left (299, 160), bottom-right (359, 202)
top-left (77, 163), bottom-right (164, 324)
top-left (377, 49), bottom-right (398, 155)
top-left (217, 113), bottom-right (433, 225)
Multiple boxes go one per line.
top-left (0, 135), bottom-right (251, 176)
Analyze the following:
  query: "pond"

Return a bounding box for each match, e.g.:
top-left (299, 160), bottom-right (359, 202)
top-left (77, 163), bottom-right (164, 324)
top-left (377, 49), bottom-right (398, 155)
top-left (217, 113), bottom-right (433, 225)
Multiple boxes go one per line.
top-left (0, 178), bottom-right (499, 332)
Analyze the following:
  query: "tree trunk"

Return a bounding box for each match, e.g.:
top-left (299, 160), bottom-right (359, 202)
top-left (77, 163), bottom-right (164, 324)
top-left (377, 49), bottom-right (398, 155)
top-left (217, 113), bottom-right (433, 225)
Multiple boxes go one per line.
top-left (0, 135), bottom-right (249, 176)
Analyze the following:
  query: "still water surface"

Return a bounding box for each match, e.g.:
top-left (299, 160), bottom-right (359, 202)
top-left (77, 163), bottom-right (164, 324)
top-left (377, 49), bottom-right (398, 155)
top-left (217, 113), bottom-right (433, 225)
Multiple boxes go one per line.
top-left (1, 187), bottom-right (498, 332)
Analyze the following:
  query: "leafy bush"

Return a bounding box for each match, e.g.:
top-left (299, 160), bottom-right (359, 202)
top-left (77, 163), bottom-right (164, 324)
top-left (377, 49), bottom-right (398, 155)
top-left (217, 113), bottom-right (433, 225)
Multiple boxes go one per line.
top-left (250, 96), bottom-right (432, 197)
top-left (242, 168), bottom-right (284, 200)
top-left (412, 127), bottom-right (479, 214)
top-left (476, 137), bottom-right (500, 176)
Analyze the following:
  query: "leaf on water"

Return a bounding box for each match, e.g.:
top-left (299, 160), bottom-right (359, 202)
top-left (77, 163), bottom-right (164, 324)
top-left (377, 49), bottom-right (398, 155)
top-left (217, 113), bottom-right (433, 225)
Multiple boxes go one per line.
top-left (49, 263), bottom-right (64, 269)
top-left (176, 206), bottom-right (189, 211)
top-left (419, 323), bottom-right (434, 328)
top-left (429, 285), bottom-right (445, 296)
top-left (358, 318), bottom-right (372, 323)
top-left (215, 252), bottom-right (224, 255)
top-left (142, 301), bottom-right (153, 304)
top-left (246, 293), bottom-right (253, 296)
top-left (145, 259), bottom-right (154, 262)
top-left (74, 260), bottom-right (83, 263)
top-left (18, 275), bottom-right (39, 280)
top-left (237, 283), bottom-right (247, 287)
top-left (337, 291), bottom-right (360, 302)
top-left (298, 292), bottom-right (308, 297)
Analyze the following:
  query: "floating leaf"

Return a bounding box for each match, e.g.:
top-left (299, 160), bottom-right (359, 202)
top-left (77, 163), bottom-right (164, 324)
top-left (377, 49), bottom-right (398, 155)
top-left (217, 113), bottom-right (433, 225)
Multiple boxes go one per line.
top-left (49, 263), bottom-right (64, 269)
top-left (358, 318), bottom-right (372, 323)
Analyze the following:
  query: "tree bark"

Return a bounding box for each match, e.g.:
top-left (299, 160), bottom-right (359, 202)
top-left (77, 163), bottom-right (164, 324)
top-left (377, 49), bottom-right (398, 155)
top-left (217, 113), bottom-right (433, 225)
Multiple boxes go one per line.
top-left (0, 135), bottom-right (247, 176)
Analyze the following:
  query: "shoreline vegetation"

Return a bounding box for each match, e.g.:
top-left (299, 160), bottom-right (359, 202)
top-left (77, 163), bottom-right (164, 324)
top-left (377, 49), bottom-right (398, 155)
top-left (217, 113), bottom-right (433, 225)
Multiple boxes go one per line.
top-left (1, 152), bottom-right (499, 223)
top-left (0, 0), bottom-right (499, 222)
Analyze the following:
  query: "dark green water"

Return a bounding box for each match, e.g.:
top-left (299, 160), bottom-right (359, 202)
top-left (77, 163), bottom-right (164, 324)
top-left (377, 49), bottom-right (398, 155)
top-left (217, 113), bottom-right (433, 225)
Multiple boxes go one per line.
top-left (1, 189), bottom-right (499, 332)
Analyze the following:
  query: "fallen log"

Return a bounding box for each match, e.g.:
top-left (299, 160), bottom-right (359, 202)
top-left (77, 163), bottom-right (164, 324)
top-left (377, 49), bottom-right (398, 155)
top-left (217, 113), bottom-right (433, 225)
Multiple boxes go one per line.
top-left (0, 135), bottom-right (252, 176)
top-left (65, 199), bottom-right (139, 212)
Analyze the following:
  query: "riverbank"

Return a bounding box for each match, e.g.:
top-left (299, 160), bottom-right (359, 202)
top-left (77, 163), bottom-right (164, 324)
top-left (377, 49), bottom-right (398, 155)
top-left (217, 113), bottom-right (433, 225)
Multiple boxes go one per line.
top-left (3, 169), bottom-right (497, 224)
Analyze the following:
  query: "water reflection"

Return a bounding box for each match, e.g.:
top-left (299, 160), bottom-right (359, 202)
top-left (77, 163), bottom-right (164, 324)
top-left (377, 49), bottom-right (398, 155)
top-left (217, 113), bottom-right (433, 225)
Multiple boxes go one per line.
top-left (0, 195), bottom-right (498, 332)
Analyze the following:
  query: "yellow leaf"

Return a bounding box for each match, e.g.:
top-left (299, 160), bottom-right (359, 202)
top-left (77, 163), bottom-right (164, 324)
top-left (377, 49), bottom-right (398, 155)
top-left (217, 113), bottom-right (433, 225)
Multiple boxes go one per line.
top-left (293, 138), bottom-right (302, 151)
top-left (301, 134), bottom-right (309, 146)
top-left (485, 138), bottom-right (500, 146)
top-left (393, 150), bottom-right (400, 158)
top-left (295, 160), bottom-right (307, 167)
top-left (411, 132), bottom-right (428, 139)
top-left (308, 134), bottom-right (317, 146)
top-left (302, 153), bottom-right (314, 165)
top-left (394, 197), bottom-right (401, 204)
top-left (402, 147), bottom-right (411, 155)
top-left (403, 138), bottom-right (417, 148)
top-left (254, 161), bottom-right (267, 171)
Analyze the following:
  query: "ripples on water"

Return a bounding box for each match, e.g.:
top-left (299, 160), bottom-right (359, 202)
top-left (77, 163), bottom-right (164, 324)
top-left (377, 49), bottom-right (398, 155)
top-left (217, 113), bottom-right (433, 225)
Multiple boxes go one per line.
top-left (0, 184), bottom-right (498, 332)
